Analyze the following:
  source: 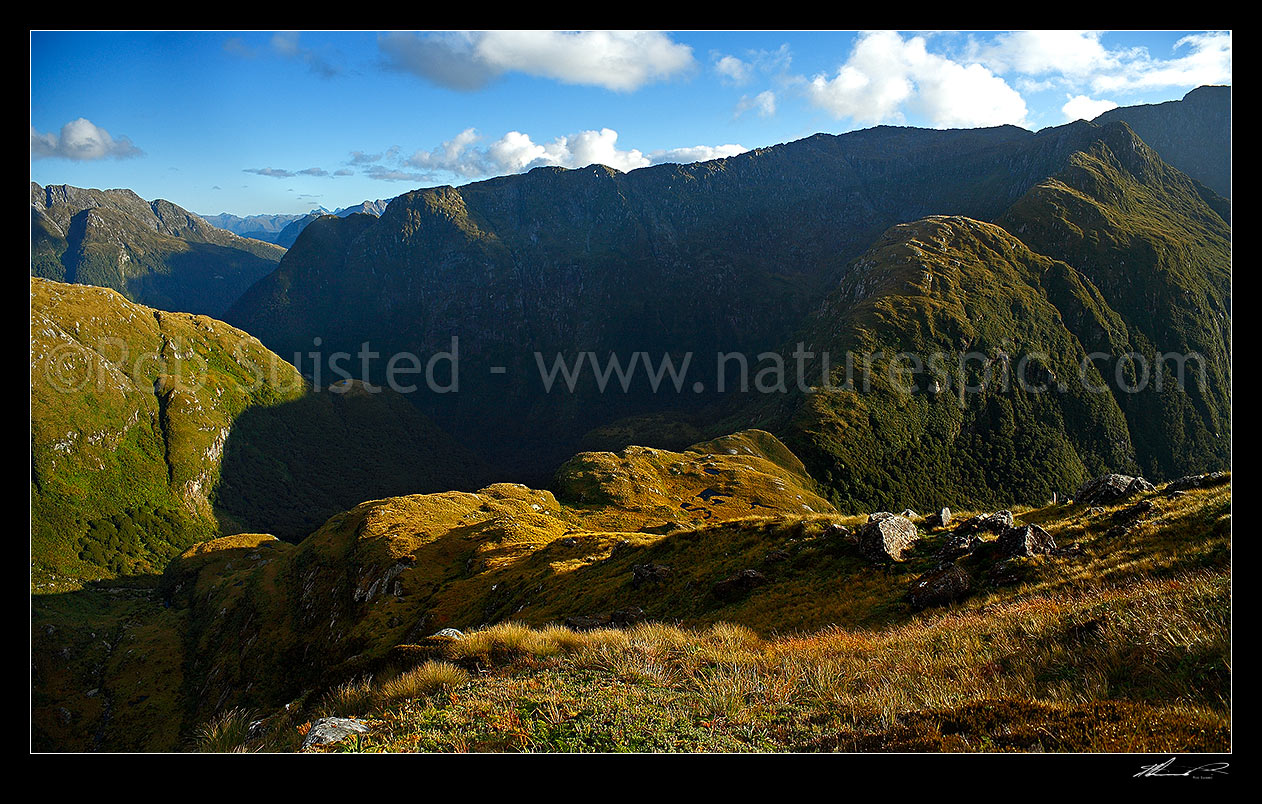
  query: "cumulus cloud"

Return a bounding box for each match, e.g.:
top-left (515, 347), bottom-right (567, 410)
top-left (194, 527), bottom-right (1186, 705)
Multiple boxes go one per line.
top-left (972, 31), bottom-right (1117, 78)
top-left (714, 54), bottom-right (752, 85)
top-left (407, 127), bottom-right (652, 175)
top-left (1062, 94), bottom-right (1119, 121)
top-left (735, 90), bottom-right (777, 118)
top-left (379, 30), bottom-right (694, 92)
top-left (807, 31), bottom-right (1028, 128)
top-left (1089, 31), bottom-right (1231, 93)
top-left (971, 29), bottom-right (1230, 95)
top-left (30, 118), bottom-right (143, 161)
top-left (408, 128), bottom-right (487, 177)
top-left (648, 143), bottom-right (748, 164)
top-left (362, 127), bottom-right (748, 183)
top-left (712, 43), bottom-right (792, 86)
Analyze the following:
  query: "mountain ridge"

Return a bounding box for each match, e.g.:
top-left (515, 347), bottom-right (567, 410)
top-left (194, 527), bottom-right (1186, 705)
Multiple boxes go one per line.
top-left (31, 182), bottom-right (286, 318)
top-left (226, 116), bottom-right (1229, 501)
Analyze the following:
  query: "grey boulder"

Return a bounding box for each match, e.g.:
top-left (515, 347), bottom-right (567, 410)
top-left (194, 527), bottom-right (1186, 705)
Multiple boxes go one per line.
top-left (998, 524), bottom-right (1057, 557)
top-left (1074, 474), bottom-right (1155, 505)
top-left (858, 515), bottom-right (919, 563)
top-left (302, 717), bottom-right (370, 750)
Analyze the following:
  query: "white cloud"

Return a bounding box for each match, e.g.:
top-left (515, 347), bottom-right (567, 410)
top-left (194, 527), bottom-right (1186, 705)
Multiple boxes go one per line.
top-left (1090, 31), bottom-right (1231, 93)
top-left (735, 90), bottom-right (777, 118)
top-left (971, 30), bottom-right (1230, 96)
top-left (380, 30), bottom-right (694, 92)
top-left (648, 144), bottom-right (748, 164)
top-left (712, 44), bottom-right (792, 86)
top-left (715, 54), bottom-right (751, 84)
top-left (913, 59), bottom-right (1029, 128)
top-left (491, 128), bottom-right (651, 172)
top-left (807, 31), bottom-right (1027, 128)
top-left (30, 118), bottom-right (143, 161)
top-left (403, 127), bottom-right (650, 176)
top-left (485, 131), bottom-right (547, 173)
top-left (973, 31), bottom-right (1117, 78)
top-left (408, 127), bottom-right (487, 177)
top-left (1062, 94), bottom-right (1119, 121)
top-left (369, 127), bottom-right (749, 182)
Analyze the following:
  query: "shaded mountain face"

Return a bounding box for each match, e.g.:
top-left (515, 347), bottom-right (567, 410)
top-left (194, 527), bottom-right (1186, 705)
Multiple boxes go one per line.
top-left (763, 126), bottom-right (1229, 511)
top-left (768, 215), bottom-right (1139, 512)
top-left (31, 183), bottom-right (286, 318)
top-left (226, 121), bottom-right (1132, 480)
top-left (1094, 85), bottom-right (1231, 198)
top-left (273, 212), bottom-right (324, 248)
top-left (30, 278), bottom-right (488, 583)
top-left (227, 116), bottom-right (1229, 499)
top-left (997, 124), bottom-right (1231, 481)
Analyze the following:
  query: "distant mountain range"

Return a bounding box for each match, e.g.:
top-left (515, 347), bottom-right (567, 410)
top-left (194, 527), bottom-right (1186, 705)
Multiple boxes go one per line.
top-left (200, 198), bottom-right (393, 245)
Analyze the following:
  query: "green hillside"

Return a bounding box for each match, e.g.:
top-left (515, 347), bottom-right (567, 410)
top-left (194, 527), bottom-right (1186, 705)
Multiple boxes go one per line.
top-left (31, 183), bottom-right (286, 318)
top-left (31, 277), bottom-right (488, 585)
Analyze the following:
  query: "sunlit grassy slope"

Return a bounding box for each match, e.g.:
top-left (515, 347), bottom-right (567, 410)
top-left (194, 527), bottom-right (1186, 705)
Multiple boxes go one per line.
top-left (34, 422), bottom-right (1225, 753)
top-left (30, 277), bottom-right (489, 585)
top-left (188, 472), bottom-right (1228, 753)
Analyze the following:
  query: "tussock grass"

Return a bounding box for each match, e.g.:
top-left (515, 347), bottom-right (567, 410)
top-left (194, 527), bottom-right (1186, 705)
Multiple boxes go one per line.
top-left (208, 481), bottom-right (1231, 753)
top-left (323, 678), bottom-right (376, 717)
top-left (322, 661), bottom-right (469, 717)
top-left (192, 707), bottom-right (256, 753)
top-left (375, 662), bottom-right (469, 705)
top-left (345, 556), bottom-right (1228, 751)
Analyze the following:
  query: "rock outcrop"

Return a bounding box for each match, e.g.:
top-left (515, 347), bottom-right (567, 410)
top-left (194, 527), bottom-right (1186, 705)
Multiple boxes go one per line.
top-left (301, 717), bottom-right (369, 750)
top-left (1075, 474), bottom-right (1156, 505)
top-left (998, 524), bottom-right (1057, 558)
top-left (858, 515), bottom-right (919, 563)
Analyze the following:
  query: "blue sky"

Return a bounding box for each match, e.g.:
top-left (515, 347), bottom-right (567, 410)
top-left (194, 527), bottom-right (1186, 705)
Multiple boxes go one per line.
top-left (30, 30), bottom-right (1232, 217)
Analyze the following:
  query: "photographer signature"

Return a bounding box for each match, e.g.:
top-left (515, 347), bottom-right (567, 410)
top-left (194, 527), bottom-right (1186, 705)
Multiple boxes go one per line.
top-left (1135, 757), bottom-right (1229, 778)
